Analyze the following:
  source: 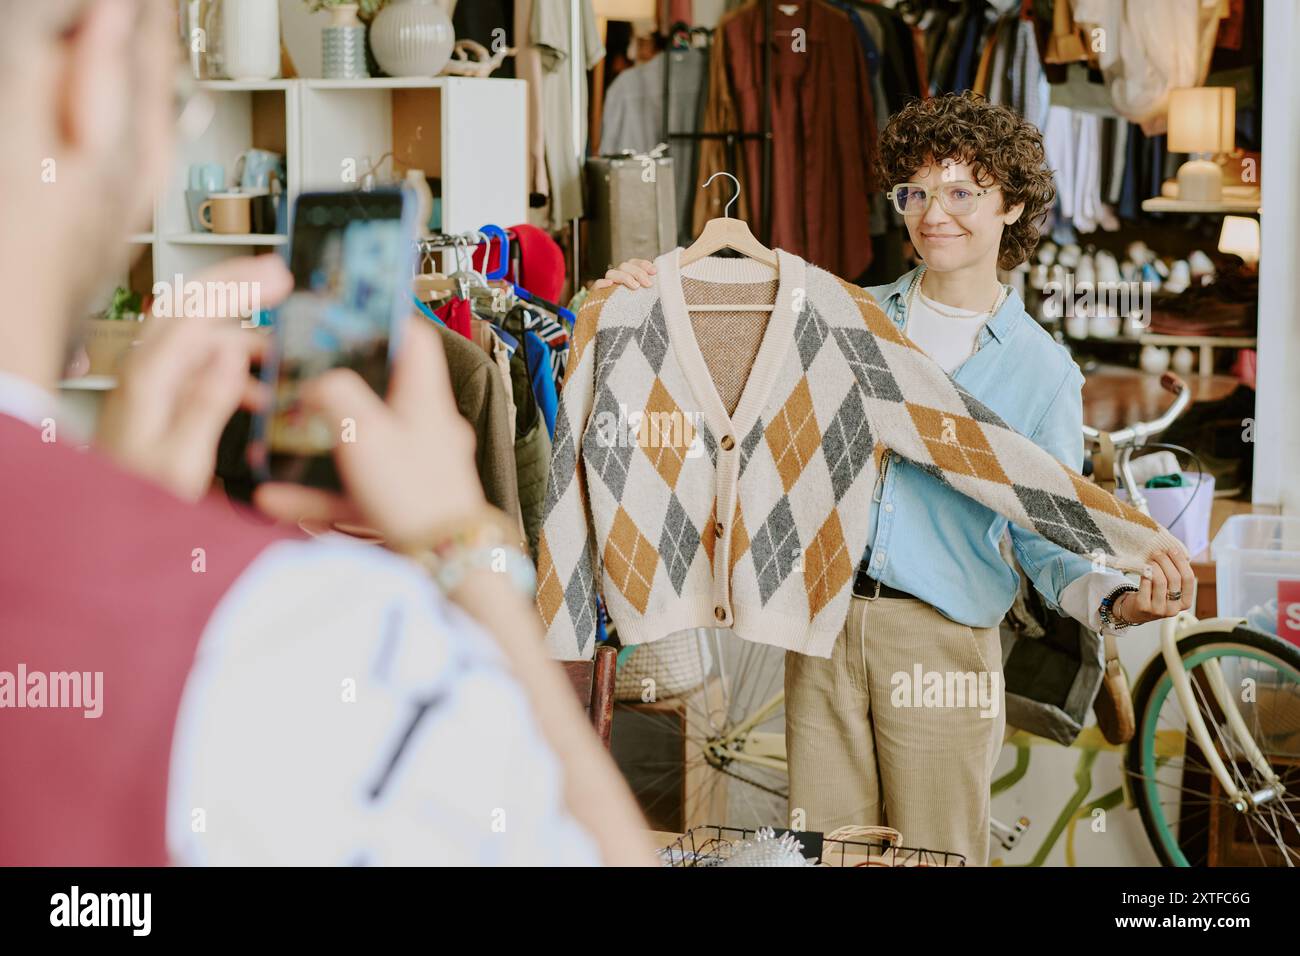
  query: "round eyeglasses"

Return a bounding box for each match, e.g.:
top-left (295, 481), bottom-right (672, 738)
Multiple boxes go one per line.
top-left (887, 182), bottom-right (998, 217)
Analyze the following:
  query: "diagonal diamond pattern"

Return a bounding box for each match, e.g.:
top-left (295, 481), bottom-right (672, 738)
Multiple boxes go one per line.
top-left (583, 385), bottom-right (637, 499)
top-left (750, 497), bottom-right (801, 605)
top-left (821, 386), bottom-right (872, 502)
top-left (658, 494), bottom-right (700, 595)
top-left (832, 326), bottom-right (905, 403)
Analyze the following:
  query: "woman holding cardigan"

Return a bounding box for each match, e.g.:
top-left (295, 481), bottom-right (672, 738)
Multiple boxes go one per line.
top-left (595, 92), bottom-right (1193, 864)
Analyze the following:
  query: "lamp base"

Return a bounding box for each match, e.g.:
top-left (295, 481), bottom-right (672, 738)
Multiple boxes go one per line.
top-left (1176, 159), bottom-right (1224, 203)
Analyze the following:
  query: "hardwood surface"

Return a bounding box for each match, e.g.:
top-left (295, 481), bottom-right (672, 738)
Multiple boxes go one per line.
top-left (1081, 364), bottom-right (1239, 434)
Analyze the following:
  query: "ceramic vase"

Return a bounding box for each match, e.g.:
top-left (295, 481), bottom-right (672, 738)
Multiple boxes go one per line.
top-left (221, 0), bottom-right (280, 81)
top-left (323, 3), bottom-right (369, 79)
top-left (369, 0), bottom-right (455, 78)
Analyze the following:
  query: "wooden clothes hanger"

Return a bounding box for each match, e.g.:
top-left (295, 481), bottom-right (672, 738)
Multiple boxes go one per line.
top-left (680, 172), bottom-right (779, 313)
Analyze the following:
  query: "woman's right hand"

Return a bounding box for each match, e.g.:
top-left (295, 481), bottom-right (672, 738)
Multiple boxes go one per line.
top-left (592, 258), bottom-right (657, 291)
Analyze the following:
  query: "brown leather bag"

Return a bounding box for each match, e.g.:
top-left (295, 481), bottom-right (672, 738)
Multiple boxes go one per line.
top-left (1092, 631), bottom-right (1136, 745)
top-left (1087, 435), bottom-right (1136, 744)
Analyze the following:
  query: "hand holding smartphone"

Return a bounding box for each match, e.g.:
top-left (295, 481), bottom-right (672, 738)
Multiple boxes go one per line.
top-left (250, 189), bottom-right (417, 490)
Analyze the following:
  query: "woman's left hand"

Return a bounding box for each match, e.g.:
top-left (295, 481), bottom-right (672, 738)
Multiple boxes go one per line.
top-left (1115, 548), bottom-right (1196, 626)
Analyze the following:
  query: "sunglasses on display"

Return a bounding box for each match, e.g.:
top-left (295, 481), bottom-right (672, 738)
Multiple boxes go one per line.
top-left (887, 182), bottom-right (999, 216)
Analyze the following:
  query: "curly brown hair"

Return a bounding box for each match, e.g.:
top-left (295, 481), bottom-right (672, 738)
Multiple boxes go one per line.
top-left (876, 92), bottom-right (1056, 271)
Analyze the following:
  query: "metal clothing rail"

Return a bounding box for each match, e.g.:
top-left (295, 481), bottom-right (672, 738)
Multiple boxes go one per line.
top-left (662, 0), bottom-right (775, 243)
top-left (570, 0), bottom-right (583, 294)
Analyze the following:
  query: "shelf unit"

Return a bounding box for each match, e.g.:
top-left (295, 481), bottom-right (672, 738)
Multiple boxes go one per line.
top-left (113, 76), bottom-right (526, 313)
top-left (1140, 196), bottom-right (1262, 215)
top-left (153, 80), bottom-right (300, 285)
top-left (64, 76), bottom-right (528, 421)
top-left (296, 77), bottom-right (526, 236)
top-left (167, 233), bottom-right (289, 246)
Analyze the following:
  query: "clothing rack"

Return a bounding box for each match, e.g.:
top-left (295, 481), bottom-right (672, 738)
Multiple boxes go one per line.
top-left (569, 0), bottom-right (584, 300)
top-left (414, 228), bottom-right (577, 327)
top-left (662, 0), bottom-right (775, 243)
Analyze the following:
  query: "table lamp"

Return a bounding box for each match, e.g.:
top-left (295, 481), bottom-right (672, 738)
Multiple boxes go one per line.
top-left (1218, 215), bottom-right (1260, 268)
top-left (1167, 87), bottom-right (1236, 203)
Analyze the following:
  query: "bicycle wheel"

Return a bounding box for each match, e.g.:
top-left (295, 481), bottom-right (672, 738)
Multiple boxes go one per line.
top-left (1128, 624), bottom-right (1300, 866)
top-left (612, 631), bottom-right (789, 831)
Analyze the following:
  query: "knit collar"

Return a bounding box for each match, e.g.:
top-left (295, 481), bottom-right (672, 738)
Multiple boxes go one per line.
top-left (655, 247), bottom-right (806, 446)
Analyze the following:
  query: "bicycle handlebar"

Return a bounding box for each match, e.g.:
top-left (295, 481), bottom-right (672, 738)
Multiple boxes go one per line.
top-left (1082, 371), bottom-right (1191, 449)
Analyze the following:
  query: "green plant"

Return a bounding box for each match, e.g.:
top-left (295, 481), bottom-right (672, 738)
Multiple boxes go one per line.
top-left (104, 286), bottom-right (143, 322)
top-left (304, 0), bottom-right (388, 20)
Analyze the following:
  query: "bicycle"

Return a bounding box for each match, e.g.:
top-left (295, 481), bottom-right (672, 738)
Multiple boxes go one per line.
top-left (1085, 374), bottom-right (1300, 866)
top-left (616, 373), bottom-right (1300, 865)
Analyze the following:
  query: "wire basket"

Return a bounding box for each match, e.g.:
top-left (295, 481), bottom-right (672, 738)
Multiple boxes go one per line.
top-left (658, 825), bottom-right (966, 868)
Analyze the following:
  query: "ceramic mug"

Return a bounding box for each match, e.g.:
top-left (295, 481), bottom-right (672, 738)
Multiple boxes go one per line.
top-left (236, 148), bottom-right (283, 190)
top-left (199, 192), bottom-right (252, 234)
top-left (243, 188), bottom-right (277, 234)
top-left (186, 188), bottom-right (213, 231)
top-left (188, 162), bottom-right (224, 193)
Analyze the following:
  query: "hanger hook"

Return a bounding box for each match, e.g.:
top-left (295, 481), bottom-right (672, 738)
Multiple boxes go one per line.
top-left (701, 171), bottom-right (741, 218)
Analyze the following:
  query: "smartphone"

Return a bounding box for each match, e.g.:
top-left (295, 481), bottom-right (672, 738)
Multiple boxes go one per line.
top-left (251, 189), bottom-right (417, 490)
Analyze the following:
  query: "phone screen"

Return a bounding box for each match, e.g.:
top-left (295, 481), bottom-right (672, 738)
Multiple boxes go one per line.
top-left (253, 189), bottom-right (414, 488)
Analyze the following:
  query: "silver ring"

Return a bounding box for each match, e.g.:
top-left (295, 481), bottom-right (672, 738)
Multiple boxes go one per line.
top-left (1167, 590), bottom-right (1183, 601)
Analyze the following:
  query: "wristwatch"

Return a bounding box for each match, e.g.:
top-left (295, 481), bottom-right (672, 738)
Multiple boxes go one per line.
top-left (1098, 583), bottom-right (1140, 631)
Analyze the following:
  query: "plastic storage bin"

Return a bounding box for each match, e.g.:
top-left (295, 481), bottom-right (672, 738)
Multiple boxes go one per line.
top-left (1210, 515), bottom-right (1300, 636)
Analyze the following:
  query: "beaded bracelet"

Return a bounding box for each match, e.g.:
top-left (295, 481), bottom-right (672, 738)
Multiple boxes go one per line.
top-left (406, 507), bottom-right (536, 598)
top-left (1098, 582), bottom-right (1140, 631)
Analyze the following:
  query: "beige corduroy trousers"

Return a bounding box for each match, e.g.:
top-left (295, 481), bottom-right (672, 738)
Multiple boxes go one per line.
top-left (785, 595), bottom-right (1005, 866)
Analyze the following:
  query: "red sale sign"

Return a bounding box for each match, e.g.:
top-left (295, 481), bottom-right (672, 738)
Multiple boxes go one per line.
top-left (1280, 581), bottom-right (1300, 647)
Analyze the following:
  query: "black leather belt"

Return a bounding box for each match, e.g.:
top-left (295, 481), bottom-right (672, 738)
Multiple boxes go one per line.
top-left (852, 566), bottom-right (916, 601)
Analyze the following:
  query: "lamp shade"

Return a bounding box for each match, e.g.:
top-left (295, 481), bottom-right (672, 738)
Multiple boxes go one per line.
top-left (1167, 87), bottom-right (1236, 154)
top-left (593, 0), bottom-right (657, 17)
top-left (1218, 215), bottom-right (1260, 264)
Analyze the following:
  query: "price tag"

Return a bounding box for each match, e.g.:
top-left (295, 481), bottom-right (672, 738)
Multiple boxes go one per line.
top-left (1278, 580), bottom-right (1300, 647)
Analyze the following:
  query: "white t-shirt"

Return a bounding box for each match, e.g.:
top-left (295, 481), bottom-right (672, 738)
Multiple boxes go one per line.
top-left (907, 289), bottom-right (992, 374)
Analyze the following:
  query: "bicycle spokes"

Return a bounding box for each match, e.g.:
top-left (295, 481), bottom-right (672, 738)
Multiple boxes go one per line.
top-left (1134, 640), bottom-right (1300, 866)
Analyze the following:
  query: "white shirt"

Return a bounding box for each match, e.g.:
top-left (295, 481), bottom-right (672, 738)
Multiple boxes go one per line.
top-left (0, 371), bottom-right (601, 866)
top-left (908, 289), bottom-right (990, 374)
top-left (903, 298), bottom-right (1135, 634)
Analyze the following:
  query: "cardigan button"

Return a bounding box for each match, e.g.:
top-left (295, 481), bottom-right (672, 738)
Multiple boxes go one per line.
top-left (714, 605), bottom-right (727, 622)
top-left (714, 521), bottom-right (725, 537)
top-left (720, 434), bottom-right (735, 451)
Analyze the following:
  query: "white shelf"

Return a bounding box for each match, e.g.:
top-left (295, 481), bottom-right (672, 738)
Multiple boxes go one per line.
top-left (143, 75), bottom-right (524, 328)
top-left (198, 79), bottom-right (294, 92)
top-left (59, 376), bottom-right (117, 391)
top-left (166, 232), bottom-right (288, 246)
top-left (1141, 197), bottom-right (1261, 214)
top-left (303, 78), bottom-right (449, 90)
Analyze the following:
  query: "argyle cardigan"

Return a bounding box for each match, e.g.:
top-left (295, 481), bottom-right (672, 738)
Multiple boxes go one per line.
top-left (536, 249), bottom-right (1184, 660)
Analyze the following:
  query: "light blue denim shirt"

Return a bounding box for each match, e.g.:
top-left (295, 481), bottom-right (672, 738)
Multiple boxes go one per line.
top-left (862, 266), bottom-right (1098, 629)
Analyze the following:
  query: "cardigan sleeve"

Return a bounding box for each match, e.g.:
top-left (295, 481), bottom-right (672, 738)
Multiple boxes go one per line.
top-left (841, 281), bottom-right (1186, 574)
top-left (534, 287), bottom-right (611, 660)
